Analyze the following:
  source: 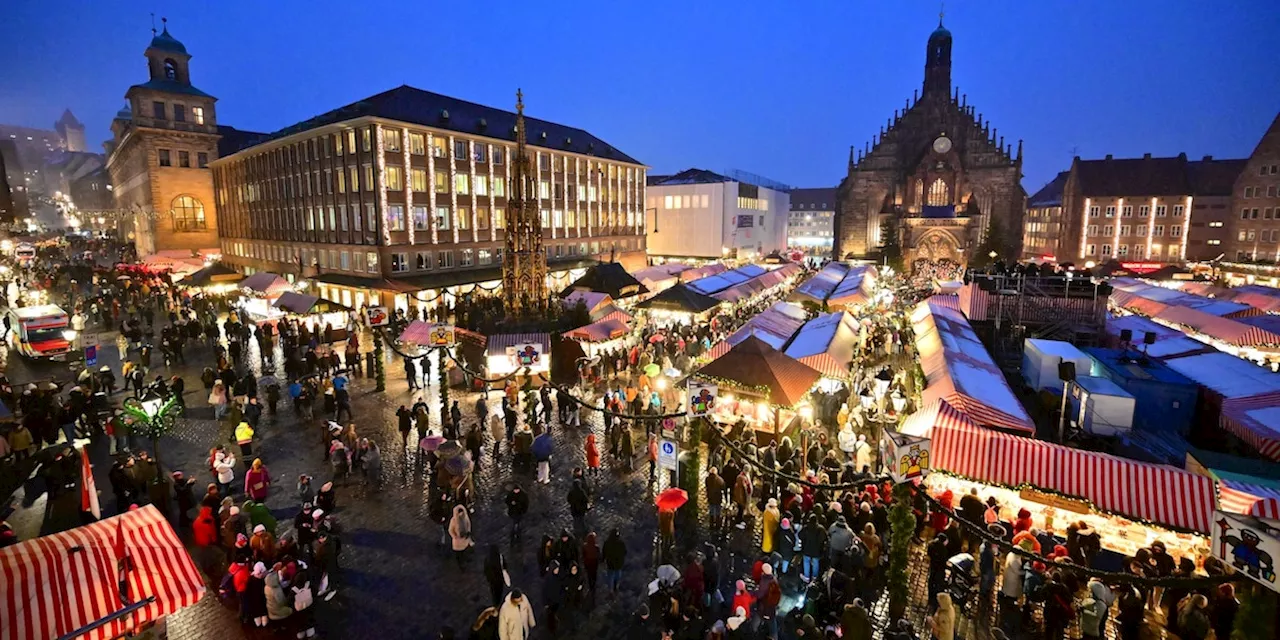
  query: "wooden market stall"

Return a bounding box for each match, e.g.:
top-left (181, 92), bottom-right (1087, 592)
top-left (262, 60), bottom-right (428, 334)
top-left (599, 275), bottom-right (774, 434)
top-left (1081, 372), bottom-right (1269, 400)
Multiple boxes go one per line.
top-left (694, 335), bottom-right (821, 442)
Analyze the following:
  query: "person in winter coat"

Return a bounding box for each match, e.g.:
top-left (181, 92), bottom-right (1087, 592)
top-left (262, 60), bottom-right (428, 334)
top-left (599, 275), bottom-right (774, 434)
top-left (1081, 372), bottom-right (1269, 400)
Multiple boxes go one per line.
top-left (250, 524), bottom-right (277, 563)
top-left (1079, 577), bottom-right (1114, 639)
top-left (214, 451), bottom-right (237, 497)
top-left (314, 530), bottom-right (342, 601)
top-left (602, 528), bottom-right (627, 593)
top-left (567, 480), bottom-right (590, 533)
top-left (860, 523), bottom-right (882, 570)
top-left (761, 498), bottom-right (780, 554)
top-left (243, 562), bottom-right (270, 627)
top-left (483, 545), bottom-right (509, 607)
top-left (705, 467), bottom-right (726, 530)
top-left (192, 506), bottom-right (219, 546)
top-left (265, 570), bottom-right (293, 623)
top-left (1177, 594), bottom-right (1211, 640)
top-left (1212, 583), bottom-right (1239, 640)
top-left (581, 533), bottom-right (600, 596)
top-left (316, 481), bottom-right (336, 513)
top-left (755, 563), bottom-right (781, 639)
top-left (244, 458), bottom-right (271, 501)
top-left (928, 592), bottom-right (956, 640)
top-left (498, 589), bottom-right (536, 640)
top-left (827, 516), bottom-right (855, 563)
top-left (504, 485), bottom-right (529, 541)
top-left (1013, 508), bottom-right (1034, 534)
top-left (841, 600), bottom-right (872, 640)
top-left (449, 505), bottom-right (474, 567)
top-left (584, 434), bottom-right (600, 478)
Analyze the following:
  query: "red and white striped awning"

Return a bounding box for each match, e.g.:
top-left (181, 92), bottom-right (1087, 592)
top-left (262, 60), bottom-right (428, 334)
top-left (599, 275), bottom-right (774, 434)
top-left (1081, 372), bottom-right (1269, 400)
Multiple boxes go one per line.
top-left (0, 505), bottom-right (205, 640)
top-left (567, 318), bottom-right (630, 342)
top-left (923, 294), bottom-right (961, 313)
top-left (1154, 305), bottom-right (1280, 348)
top-left (1219, 478), bottom-right (1280, 521)
top-left (1219, 393), bottom-right (1280, 462)
top-left (922, 410), bottom-right (1216, 533)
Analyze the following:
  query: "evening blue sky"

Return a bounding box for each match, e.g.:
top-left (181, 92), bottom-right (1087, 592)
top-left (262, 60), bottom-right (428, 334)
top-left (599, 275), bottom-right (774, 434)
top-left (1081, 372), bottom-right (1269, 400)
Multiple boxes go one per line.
top-left (2, 0), bottom-right (1277, 193)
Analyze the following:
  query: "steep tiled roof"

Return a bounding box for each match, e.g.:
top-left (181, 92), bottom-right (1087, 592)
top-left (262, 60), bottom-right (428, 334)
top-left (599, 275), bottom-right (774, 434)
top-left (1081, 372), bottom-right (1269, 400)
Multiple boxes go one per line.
top-left (789, 187), bottom-right (837, 211)
top-left (127, 79), bottom-right (214, 99)
top-left (1028, 171), bottom-right (1069, 207)
top-left (248, 85), bottom-right (639, 165)
top-left (1187, 159), bottom-right (1247, 196)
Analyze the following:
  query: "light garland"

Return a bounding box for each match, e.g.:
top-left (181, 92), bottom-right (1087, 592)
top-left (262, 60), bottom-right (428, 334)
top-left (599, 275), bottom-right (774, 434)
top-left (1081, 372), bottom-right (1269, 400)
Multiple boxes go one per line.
top-left (468, 139), bottom-right (478, 242)
top-left (1078, 197), bottom-right (1090, 260)
top-left (488, 143), bottom-right (497, 243)
top-left (428, 132), bottom-right (438, 245)
top-left (1180, 195), bottom-right (1193, 261)
top-left (549, 152), bottom-right (557, 241)
top-left (375, 124), bottom-right (391, 246)
top-left (1112, 197), bottom-right (1123, 257)
top-left (1146, 196), bottom-right (1157, 259)
top-left (448, 135), bottom-right (459, 244)
top-left (403, 128), bottom-right (414, 245)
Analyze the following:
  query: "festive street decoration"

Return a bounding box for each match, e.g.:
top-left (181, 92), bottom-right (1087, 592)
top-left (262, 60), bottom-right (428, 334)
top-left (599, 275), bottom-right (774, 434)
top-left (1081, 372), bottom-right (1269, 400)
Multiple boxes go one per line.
top-left (1213, 510), bottom-right (1280, 592)
top-left (880, 428), bottom-right (932, 484)
top-left (687, 381), bottom-right (717, 417)
top-left (366, 306), bottom-right (389, 327)
top-left (428, 323), bottom-right (456, 348)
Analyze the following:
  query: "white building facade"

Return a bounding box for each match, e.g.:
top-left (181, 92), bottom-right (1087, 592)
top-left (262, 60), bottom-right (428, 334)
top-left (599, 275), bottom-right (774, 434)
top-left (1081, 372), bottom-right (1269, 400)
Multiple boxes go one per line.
top-left (644, 168), bottom-right (789, 260)
top-left (787, 187), bottom-right (836, 256)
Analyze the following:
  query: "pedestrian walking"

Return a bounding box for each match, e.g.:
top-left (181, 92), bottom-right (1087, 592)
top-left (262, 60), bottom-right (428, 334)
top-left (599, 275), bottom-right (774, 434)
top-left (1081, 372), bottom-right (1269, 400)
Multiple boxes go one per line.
top-left (603, 528), bottom-right (627, 594)
top-left (448, 505), bottom-right (474, 568)
top-left (504, 484), bottom-right (529, 541)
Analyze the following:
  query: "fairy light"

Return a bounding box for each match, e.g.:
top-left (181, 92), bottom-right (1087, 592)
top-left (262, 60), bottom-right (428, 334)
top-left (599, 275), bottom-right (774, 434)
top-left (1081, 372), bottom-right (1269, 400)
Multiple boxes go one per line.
top-left (375, 124), bottom-right (391, 246)
top-left (1078, 197), bottom-right (1091, 260)
top-left (1146, 197), bottom-right (1157, 259)
top-left (468, 139), bottom-right (478, 242)
top-left (1112, 197), bottom-right (1123, 257)
top-left (579, 158), bottom-right (588, 237)
top-left (448, 135), bottom-right (459, 244)
top-left (503, 144), bottom-right (512, 234)
top-left (1180, 195), bottom-right (1192, 260)
top-left (403, 128), bottom-right (414, 245)
top-left (488, 143), bottom-right (497, 242)
top-left (549, 152), bottom-right (557, 240)
top-left (428, 132), bottom-right (438, 245)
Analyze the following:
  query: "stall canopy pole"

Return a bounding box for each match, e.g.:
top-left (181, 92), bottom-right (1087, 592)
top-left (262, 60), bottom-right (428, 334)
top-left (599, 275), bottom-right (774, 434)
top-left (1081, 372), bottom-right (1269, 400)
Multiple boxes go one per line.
top-left (56, 596), bottom-right (156, 640)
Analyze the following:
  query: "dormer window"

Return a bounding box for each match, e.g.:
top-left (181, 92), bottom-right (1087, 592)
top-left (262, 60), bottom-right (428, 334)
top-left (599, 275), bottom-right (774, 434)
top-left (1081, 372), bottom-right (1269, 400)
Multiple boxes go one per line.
top-left (164, 59), bottom-right (177, 80)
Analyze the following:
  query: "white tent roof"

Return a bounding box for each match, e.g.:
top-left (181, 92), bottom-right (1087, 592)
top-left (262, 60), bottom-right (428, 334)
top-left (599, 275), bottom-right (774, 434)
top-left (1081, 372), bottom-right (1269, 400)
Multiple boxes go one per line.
top-left (1164, 352), bottom-right (1280, 399)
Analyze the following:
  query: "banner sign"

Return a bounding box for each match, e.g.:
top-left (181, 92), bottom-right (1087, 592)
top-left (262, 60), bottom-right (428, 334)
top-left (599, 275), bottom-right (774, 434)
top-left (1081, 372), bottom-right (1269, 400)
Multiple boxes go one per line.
top-left (1212, 510), bottom-right (1280, 592)
top-left (366, 306), bottom-right (390, 327)
top-left (428, 324), bottom-right (456, 348)
top-left (507, 343), bottom-right (545, 371)
top-left (880, 428), bottom-right (932, 484)
top-left (687, 382), bottom-right (717, 418)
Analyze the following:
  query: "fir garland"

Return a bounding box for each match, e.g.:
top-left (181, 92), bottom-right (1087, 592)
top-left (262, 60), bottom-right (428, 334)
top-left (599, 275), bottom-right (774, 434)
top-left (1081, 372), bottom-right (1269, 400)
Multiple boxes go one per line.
top-left (373, 331), bottom-right (386, 392)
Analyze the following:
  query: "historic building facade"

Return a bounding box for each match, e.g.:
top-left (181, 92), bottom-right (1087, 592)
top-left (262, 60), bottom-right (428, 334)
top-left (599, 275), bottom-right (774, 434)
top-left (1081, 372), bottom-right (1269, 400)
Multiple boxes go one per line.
top-left (211, 85), bottom-right (645, 314)
top-left (1226, 114), bottom-right (1280, 263)
top-left (835, 20), bottom-right (1025, 271)
top-left (787, 187), bottom-right (836, 257)
top-left (105, 23), bottom-right (221, 255)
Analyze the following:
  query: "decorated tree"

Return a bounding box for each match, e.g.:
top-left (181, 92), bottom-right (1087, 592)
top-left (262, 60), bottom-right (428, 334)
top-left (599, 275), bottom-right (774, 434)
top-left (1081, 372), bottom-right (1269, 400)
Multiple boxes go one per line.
top-left (880, 219), bottom-right (904, 272)
top-left (887, 482), bottom-right (915, 620)
top-left (372, 331), bottom-right (386, 391)
top-left (122, 395), bottom-right (180, 476)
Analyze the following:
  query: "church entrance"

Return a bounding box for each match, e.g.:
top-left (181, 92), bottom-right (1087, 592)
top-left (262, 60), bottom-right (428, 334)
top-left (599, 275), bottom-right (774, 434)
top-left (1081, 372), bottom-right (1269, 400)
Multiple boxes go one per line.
top-left (905, 229), bottom-right (966, 280)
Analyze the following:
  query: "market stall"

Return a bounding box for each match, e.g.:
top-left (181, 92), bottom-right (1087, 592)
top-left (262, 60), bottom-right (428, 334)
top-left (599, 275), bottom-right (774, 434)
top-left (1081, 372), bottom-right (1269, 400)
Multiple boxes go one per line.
top-left (238, 272), bottom-right (293, 321)
top-left (1219, 398), bottom-right (1280, 462)
top-left (271, 291), bottom-right (353, 341)
top-left (560, 262), bottom-right (649, 301)
top-left (0, 505), bottom-right (205, 640)
top-left (782, 311), bottom-right (857, 383)
top-left (695, 335), bottom-right (821, 439)
top-left (678, 263), bottom-right (728, 282)
top-left (1152, 304), bottom-right (1280, 356)
top-left (487, 333), bottom-right (551, 380)
top-left (562, 291), bottom-right (615, 319)
top-left (704, 302), bottom-right (808, 360)
top-left (1218, 477), bottom-right (1280, 521)
top-left (631, 263), bottom-right (689, 296)
top-left (904, 398), bottom-right (1213, 560)
top-left (912, 298), bottom-right (1036, 433)
top-left (634, 282), bottom-right (723, 325)
top-left (180, 262), bottom-right (243, 293)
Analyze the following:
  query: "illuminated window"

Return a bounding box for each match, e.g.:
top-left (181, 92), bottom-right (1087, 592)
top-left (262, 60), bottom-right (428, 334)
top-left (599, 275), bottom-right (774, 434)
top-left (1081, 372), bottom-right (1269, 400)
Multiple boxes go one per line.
top-left (461, 249), bottom-right (473, 266)
top-left (334, 133), bottom-right (344, 156)
top-left (477, 207), bottom-right (490, 230)
top-left (383, 128), bottom-right (400, 152)
top-left (493, 177), bottom-right (506, 197)
top-left (474, 145), bottom-right (487, 163)
top-left (458, 207), bottom-right (471, 230)
top-left (411, 169), bottom-right (427, 192)
top-left (163, 59), bottom-right (177, 80)
top-left (926, 179), bottom-right (949, 206)
top-left (417, 251), bottom-right (432, 270)
top-left (432, 137), bottom-right (447, 158)
top-left (493, 208), bottom-right (505, 229)
top-left (475, 176), bottom-right (488, 196)
top-left (385, 166), bottom-right (403, 190)
top-left (391, 253), bottom-right (408, 272)
top-left (366, 252), bottom-right (378, 272)
top-left (349, 166), bottom-right (359, 192)
top-left (1086, 244), bottom-right (1096, 255)
top-left (409, 133), bottom-right (425, 155)
top-left (435, 206), bottom-right (451, 230)
top-left (435, 171), bottom-right (448, 193)
top-left (479, 249), bottom-right (492, 265)
top-left (454, 174), bottom-right (470, 194)
top-left (539, 181), bottom-right (550, 199)
top-left (362, 129), bottom-right (371, 152)
top-left (170, 195), bottom-right (206, 231)
top-left (412, 207), bottom-right (429, 231)
top-left (388, 205), bottom-right (405, 231)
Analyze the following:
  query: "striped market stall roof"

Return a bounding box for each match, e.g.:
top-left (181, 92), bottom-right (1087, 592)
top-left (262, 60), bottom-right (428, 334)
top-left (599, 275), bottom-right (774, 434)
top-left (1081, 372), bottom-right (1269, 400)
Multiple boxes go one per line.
top-left (705, 302), bottom-right (808, 360)
top-left (240, 271), bottom-right (292, 296)
top-left (1219, 478), bottom-right (1280, 521)
top-left (0, 505), bottom-right (205, 640)
top-left (911, 404), bottom-right (1216, 533)
top-left (1219, 396), bottom-right (1280, 462)
top-left (566, 318), bottom-right (630, 342)
top-left (1153, 305), bottom-right (1280, 348)
top-left (782, 311), bottom-right (858, 380)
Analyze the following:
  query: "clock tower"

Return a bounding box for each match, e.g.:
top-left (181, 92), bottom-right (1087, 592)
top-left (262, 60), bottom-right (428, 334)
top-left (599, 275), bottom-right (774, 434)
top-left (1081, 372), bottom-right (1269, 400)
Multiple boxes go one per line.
top-left (834, 18), bottom-right (1026, 272)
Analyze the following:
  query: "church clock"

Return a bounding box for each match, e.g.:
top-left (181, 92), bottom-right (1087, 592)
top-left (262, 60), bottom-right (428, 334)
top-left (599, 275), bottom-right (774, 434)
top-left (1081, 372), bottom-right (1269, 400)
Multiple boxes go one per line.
top-left (932, 135), bottom-right (952, 154)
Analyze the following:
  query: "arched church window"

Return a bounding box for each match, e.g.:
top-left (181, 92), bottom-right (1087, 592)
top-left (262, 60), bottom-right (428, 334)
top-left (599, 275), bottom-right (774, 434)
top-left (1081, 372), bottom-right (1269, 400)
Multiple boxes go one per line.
top-left (171, 195), bottom-right (206, 231)
top-left (164, 59), bottom-right (177, 80)
top-left (927, 179), bottom-right (950, 207)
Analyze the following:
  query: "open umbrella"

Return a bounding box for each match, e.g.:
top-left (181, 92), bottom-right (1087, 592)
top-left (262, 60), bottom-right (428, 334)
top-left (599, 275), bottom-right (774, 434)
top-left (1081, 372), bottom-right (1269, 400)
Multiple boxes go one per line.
top-left (644, 363), bottom-right (660, 378)
top-left (443, 454), bottom-right (473, 477)
top-left (419, 434), bottom-right (445, 452)
top-left (115, 275), bottom-right (132, 280)
top-left (531, 432), bottom-right (553, 459)
top-left (436, 440), bottom-right (464, 459)
top-left (649, 334), bottom-right (666, 344)
top-left (663, 367), bottom-right (681, 378)
top-left (655, 487), bottom-right (688, 511)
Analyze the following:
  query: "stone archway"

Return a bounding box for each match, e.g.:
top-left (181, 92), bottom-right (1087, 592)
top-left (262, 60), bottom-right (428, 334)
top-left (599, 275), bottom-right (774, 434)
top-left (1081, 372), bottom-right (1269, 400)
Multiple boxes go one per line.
top-left (908, 229), bottom-right (965, 278)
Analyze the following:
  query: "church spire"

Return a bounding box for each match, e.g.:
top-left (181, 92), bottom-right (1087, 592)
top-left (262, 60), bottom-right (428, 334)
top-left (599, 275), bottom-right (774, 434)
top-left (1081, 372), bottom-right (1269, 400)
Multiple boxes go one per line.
top-left (502, 88), bottom-right (548, 319)
top-left (923, 15), bottom-right (952, 99)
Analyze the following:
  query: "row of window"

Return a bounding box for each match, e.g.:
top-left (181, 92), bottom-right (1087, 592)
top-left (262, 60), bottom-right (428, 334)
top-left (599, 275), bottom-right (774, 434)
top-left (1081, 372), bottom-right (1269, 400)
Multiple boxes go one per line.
top-left (226, 242), bottom-right (379, 274)
top-left (1086, 224), bottom-right (1182, 238)
top-left (1257, 164), bottom-right (1280, 176)
top-left (1089, 204), bottom-right (1180, 218)
top-left (792, 202), bottom-right (831, 210)
top-left (737, 196), bottom-right (769, 211)
top-left (150, 101), bottom-right (206, 125)
top-left (157, 148), bottom-right (209, 169)
top-left (1241, 207), bottom-right (1280, 220)
top-left (1238, 229), bottom-right (1280, 243)
top-left (788, 212), bottom-right (833, 220)
top-left (1242, 185), bottom-right (1279, 199)
top-left (1084, 243), bottom-right (1178, 257)
top-left (386, 238), bottom-right (642, 274)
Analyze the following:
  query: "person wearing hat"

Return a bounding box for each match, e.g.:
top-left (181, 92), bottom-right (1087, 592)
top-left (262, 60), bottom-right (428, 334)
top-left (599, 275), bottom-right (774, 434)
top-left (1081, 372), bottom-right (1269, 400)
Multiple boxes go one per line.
top-left (250, 523), bottom-right (277, 564)
top-left (498, 587), bottom-right (535, 640)
top-left (313, 528), bottom-right (342, 602)
top-left (243, 562), bottom-right (269, 628)
top-left (172, 471), bottom-right (197, 528)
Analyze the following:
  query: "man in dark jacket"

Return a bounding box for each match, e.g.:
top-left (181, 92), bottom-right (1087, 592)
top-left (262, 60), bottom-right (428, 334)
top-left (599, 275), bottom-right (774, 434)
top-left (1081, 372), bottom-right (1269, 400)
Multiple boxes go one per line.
top-left (602, 528), bottom-right (627, 593)
top-left (705, 468), bottom-right (725, 530)
top-left (800, 514), bottom-right (828, 582)
top-left (958, 487), bottom-right (986, 551)
top-left (567, 480), bottom-right (590, 534)
top-left (504, 485), bottom-right (529, 541)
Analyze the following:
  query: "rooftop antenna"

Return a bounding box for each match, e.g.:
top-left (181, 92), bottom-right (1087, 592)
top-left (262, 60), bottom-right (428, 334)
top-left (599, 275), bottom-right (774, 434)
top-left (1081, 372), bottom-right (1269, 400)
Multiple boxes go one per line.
top-left (150, 13), bottom-right (157, 36)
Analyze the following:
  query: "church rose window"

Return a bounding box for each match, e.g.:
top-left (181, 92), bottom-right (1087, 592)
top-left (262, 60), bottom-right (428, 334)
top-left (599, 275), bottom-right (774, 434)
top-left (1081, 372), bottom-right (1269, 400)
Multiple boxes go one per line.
top-left (927, 178), bottom-right (950, 206)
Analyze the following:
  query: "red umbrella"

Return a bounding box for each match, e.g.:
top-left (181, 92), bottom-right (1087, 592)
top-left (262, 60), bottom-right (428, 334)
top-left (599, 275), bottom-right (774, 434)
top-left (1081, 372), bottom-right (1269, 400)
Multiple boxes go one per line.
top-left (649, 333), bottom-right (666, 344)
top-left (655, 487), bottom-right (688, 511)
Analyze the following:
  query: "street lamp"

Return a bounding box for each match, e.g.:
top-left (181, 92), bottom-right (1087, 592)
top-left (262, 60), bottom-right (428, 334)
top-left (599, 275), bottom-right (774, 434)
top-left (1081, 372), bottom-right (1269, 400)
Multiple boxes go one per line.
top-left (890, 388), bottom-right (907, 414)
top-left (989, 250), bottom-right (998, 261)
top-left (874, 368), bottom-right (892, 399)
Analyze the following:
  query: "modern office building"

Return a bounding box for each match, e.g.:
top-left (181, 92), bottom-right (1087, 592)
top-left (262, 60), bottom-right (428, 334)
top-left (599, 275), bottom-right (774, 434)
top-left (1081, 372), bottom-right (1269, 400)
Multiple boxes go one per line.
top-left (644, 168), bottom-right (789, 261)
top-left (211, 85), bottom-right (646, 314)
top-left (787, 187), bottom-right (836, 256)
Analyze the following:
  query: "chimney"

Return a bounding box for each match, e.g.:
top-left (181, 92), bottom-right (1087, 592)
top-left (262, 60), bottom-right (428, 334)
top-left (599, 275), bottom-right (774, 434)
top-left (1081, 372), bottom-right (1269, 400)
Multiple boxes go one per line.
top-left (1105, 154), bottom-right (1114, 161)
top-left (1202, 155), bottom-right (1213, 162)
top-left (1143, 153), bottom-right (1152, 159)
